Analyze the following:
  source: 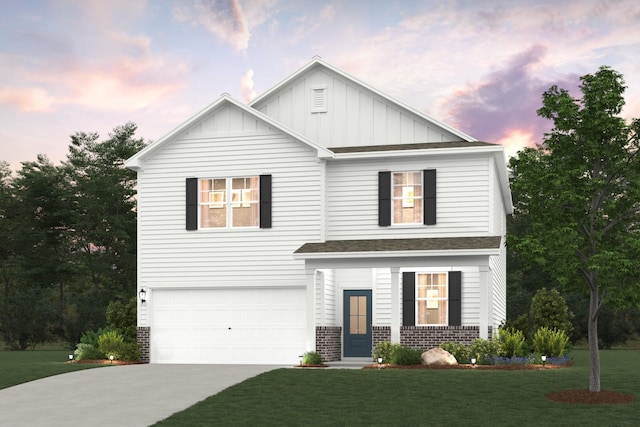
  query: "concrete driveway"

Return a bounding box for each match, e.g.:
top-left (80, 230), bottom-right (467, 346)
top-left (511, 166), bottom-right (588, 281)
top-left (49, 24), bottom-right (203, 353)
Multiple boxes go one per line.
top-left (0, 364), bottom-right (279, 427)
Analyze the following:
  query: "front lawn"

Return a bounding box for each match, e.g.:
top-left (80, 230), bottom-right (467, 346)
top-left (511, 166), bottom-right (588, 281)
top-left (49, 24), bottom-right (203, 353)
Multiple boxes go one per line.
top-left (0, 350), bottom-right (105, 390)
top-left (155, 349), bottom-right (639, 426)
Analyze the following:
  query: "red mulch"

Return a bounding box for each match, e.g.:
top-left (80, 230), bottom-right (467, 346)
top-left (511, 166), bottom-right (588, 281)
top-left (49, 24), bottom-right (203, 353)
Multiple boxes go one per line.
top-left (67, 360), bottom-right (143, 365)
top-left (293, 364), bottom-right (329, 368)
top-left (363, 363), bottom-right (567, 370)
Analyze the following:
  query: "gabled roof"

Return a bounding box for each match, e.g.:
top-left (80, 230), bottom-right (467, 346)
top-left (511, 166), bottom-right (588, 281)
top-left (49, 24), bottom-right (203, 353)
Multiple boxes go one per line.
top-left (124, 94), bottom-right (334, 171)
top-left (250, 56), bottom-right (476, 142)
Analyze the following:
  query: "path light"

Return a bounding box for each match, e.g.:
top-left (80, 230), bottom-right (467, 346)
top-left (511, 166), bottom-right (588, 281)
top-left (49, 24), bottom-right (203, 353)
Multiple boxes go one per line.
top-left (471, 357), bottom-right (477, 368)
top-left (298, 355), bottom-right (303, 366)
top-left (138, 288), bottom-right (147, 304)
top-left (377, 357), bottom-right (383, 369)
top-left (541, 355), bottom-right (547, 367)
top-left (109, 354), bottom-right (114, 364)
top-left (68, 354), bottom-right (74, 362)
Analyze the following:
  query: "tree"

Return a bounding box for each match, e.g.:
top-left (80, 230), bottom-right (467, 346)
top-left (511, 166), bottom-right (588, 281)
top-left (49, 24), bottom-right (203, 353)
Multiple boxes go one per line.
top-left (508, 66), bottom-right (640, 392)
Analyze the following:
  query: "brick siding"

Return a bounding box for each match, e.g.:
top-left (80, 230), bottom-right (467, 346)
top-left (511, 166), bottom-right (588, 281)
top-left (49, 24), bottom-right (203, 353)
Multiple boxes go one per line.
top-left (315, 326), bottom-right (342, 362)
top-left (400, 326), bottom-right (481, 349)
top-left (136, 326), bottom-right (150, 363)
top-left (372, 326), bottom-right (391, 350)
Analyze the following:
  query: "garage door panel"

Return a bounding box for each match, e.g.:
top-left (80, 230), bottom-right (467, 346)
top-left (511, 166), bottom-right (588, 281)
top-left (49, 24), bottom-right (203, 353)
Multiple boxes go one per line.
top-left (151, 288), bottom-right (306, 364)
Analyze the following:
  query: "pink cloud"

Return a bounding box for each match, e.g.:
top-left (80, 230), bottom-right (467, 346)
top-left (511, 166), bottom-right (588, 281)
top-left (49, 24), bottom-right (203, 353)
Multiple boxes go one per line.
top-left (241, 69), bottom-right (257, 102)
top-left (0, 87), bottom-right (55, 112)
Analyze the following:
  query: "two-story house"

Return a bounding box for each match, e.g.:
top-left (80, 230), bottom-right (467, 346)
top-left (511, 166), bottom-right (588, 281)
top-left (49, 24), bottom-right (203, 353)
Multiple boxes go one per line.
top-left (125, 57), bottom-right (513, 364)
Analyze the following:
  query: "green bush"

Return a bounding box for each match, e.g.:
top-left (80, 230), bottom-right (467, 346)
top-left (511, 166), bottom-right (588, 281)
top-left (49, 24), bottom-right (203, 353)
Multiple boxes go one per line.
top-left (106, 298), bottom-right (137, 341)
top-left (391, 346), bottom-right (423, 365)
top-left (530, 288), bottom-right (574, 336)
top-left (97, 330), bottom-right (125, 360)
top-left (74, 343), bottom-right (105, 361)
top-left (532, 327), bottom-right (570, 357)
top-left (440, 342), bottom-right (470, 363)
top-left (468, 338), bottom-right (500, 365)
top-left (372, 341), bottom-right (401, 363)
top-left (302, 351), bottom-right (323, 365)
top-left (498, 328), bottom-right (527, 358)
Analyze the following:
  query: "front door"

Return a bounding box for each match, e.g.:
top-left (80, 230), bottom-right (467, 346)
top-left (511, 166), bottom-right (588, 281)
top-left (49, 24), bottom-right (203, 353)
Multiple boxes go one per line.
top-left (343, 290), bottom-right (372, 357)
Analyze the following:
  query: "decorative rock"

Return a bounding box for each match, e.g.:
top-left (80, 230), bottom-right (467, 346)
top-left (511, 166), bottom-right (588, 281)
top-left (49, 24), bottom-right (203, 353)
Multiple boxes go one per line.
top-left (421, 348), bottom-right (458, 366)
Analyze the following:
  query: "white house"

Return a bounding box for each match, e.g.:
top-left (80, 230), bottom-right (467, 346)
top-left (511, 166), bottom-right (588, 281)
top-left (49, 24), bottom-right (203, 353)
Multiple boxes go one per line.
top-left (125, 57), bottom-right (513, 364)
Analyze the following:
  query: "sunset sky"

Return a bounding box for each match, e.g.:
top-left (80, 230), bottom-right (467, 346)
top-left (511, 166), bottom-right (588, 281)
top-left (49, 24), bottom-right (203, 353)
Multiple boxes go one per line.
top-left (1, 0), bottom-right (639, 170)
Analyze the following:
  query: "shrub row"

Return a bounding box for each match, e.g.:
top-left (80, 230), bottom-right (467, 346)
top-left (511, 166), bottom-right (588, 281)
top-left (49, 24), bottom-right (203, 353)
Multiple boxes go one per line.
top-left (372, 342), bottom-right (422, 365)
top-left (74, 327), bottom-right (140, 361)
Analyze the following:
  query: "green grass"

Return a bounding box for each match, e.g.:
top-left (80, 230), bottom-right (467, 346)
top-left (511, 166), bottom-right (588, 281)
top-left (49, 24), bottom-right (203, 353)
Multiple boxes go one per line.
top-left (155, 349), bottom-right (640, 427)
top-left (0, 350), bottom-right (105, 390)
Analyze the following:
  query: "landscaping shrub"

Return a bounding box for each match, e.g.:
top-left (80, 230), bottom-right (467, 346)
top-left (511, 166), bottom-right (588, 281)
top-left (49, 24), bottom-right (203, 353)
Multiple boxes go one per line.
top-left (372, 341), bottom-right (401, 363)
top-left (97, 330), bottom-right (125, 360)
top-left (440, 342), bottom-right (470, 364)
top-left (532, 327), bottom-right (570, 357)
top-left (302, 351), bottom-right (323, 365)
top-left (468, 338), bottom-right (500, 365)
top-left (74, 343), bottom-right (105, 361)
top-left (530, 288), bottom-right (574, 336)
top-left (498, 328), bottom-right (527, 358)
top-left (106, 298), bottom-right (137, 341)
top-left (390, 346), bottom-right (423, 365)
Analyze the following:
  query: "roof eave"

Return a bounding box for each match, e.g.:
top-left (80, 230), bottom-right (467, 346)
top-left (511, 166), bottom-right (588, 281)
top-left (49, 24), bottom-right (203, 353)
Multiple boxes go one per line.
top-left (293, 248), bottom-right (501, 260)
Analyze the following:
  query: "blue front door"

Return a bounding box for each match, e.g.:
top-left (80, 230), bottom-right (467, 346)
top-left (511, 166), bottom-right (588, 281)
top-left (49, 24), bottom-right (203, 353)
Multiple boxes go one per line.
top-left (343, 290), bottom-right (372, 357)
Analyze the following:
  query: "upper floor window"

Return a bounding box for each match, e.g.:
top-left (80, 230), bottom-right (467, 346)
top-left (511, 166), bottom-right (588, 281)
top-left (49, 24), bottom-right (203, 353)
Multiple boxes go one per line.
top-left (199, 177), bottom-right (259, 228)
top-left (186, 175), bottom-right (271, 230)
top-left (378, 169), bottom-right (436, 227)
top-left (392, 171), bottom-right (423, 224)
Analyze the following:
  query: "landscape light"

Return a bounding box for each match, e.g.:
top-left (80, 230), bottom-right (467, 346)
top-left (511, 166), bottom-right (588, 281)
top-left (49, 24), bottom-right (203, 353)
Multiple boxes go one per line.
top-left (541, 355), bottom-right (547, 367)
top-left (471, 357), bottom-right (477, 367)
top-left (109, 354), bottom-right (114, 364)
top-left (68, 354), bottom-right (74, 362)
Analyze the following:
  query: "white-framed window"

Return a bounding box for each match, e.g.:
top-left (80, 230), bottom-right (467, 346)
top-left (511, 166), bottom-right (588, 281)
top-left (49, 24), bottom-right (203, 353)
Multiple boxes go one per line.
top-left (392, 171), bottom-right (423, 224)
top-left (199, 177), bottom-right (259, 228)
top-left (416, 272), bottom-right (448, 325)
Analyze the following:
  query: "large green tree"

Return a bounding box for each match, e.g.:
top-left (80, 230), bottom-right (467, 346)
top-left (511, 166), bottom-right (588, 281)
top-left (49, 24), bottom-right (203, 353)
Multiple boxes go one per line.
top-left (508, 66), bottom-right (640, 392)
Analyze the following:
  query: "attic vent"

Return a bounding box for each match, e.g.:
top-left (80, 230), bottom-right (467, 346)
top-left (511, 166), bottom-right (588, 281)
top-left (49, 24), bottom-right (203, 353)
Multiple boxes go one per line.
top-left (310, 86), bottom-right (327, 113)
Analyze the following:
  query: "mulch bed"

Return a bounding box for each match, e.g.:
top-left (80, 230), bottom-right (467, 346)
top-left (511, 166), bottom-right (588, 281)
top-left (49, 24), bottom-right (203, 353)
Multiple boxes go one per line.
top-left (293, 364), bottom-right (329, 368)
top-left (363, 363), bottom-right (567, 370)
top-left (67, 360), bottom-right (143, 365)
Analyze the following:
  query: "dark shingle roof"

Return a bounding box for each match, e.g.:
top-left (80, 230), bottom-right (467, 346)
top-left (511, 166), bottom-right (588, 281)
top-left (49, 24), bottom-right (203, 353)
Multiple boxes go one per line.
top-left (294, 236), bottom-right (502, 254)
top-left (329, 141), bottom-right (497, 154)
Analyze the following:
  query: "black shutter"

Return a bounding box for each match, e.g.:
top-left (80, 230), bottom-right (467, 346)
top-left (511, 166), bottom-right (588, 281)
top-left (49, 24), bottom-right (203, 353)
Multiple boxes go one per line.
top-left (402, 272), bottom-right (415, 326)
top-left (449, 271), bottom-right (462, 326)
top-left (186, 178), bottom-right (198, 231)
top-left (259, 175), bottom-right (272, 229)
top-left (424, 169), bottom-right (436, 225)
top-left (378, 171), bottom-right (391, 226)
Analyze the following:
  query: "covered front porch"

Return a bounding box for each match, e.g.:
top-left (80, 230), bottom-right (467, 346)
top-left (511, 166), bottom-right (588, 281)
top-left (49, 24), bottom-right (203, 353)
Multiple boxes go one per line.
top-left (293, 237), bottom-right (503, 362)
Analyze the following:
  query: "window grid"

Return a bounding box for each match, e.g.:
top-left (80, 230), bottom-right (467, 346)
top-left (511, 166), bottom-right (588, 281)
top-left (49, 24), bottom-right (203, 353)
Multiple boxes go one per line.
top-left (416, 272), bottom-right (448, 326)
top-left (199, 177), bottom-right (259, 228)
top-left (392, 171), bottom-right (423, 225)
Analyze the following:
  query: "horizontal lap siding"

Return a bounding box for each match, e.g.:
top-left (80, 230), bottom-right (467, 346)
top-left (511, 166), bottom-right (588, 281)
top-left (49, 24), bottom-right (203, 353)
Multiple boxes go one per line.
top-left (326, 155), bottom-right (490, 240)
top-left (137, 131), bottom-right (322, 288)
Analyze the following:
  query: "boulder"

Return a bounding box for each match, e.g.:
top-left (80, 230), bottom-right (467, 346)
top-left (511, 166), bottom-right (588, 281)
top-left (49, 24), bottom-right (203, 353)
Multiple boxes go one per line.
top-left (421, 347), bottom-right (458, 366)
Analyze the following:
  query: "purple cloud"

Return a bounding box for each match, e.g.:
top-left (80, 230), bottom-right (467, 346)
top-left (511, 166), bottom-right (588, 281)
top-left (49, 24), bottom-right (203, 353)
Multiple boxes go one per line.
top-left (443, 45), bottom-right (580, 153)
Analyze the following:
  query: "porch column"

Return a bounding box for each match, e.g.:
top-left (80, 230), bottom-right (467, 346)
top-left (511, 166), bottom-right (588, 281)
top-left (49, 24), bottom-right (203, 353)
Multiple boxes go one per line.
top-left (390, 267), bottom-right (401, 343)
top-left (305, 267), bottom-right (317, 351)
top-left (479, 265), bottom-right (490, 339)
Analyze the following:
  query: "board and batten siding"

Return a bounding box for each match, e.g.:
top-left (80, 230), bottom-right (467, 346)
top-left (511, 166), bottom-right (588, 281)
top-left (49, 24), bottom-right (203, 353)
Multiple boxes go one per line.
top-left (325, 154), bottom-right (491, 240)
top-left (136, 130), bottom-right (322, 289)
top-left (254, 67), bottom-right (461, 149)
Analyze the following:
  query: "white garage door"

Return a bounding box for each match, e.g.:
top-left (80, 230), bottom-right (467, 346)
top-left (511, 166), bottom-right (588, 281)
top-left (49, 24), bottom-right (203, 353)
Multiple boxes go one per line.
top-left (150, 288), bottom-right (307, 364)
